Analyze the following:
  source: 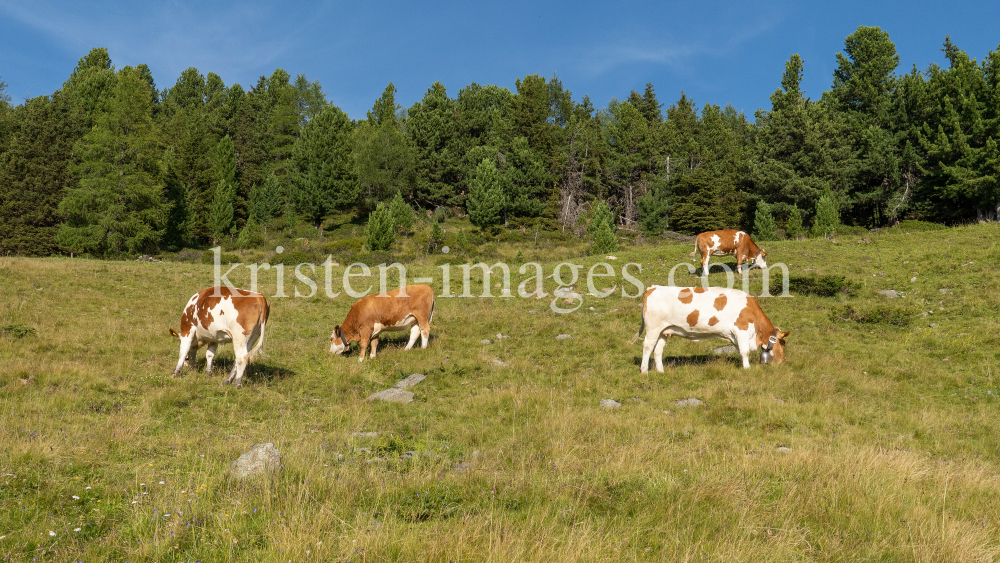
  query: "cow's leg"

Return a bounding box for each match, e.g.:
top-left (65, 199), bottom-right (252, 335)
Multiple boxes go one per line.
top-left (204, 343), bottom-right (218, 374)
top-left (172, 335), bottom-right (195, 377)
top-left (419, 319), bottom-right (431, 349)
top-left (358, 331), bottom-right (371, 363)
top-left (701, 253), bottom-right (710, 277)
top-left (640, 332), bottom-right (659, 374)
top-left (405, 325), bottom-right (421, 350)
top-left (735, 334), bottom-right (752, 369)
top-left (653, 334), bottom-right (668, 372)
top-left (369, 337), bottom-right (379, 359)
top-left (226, 334), bottom-right (250, 387)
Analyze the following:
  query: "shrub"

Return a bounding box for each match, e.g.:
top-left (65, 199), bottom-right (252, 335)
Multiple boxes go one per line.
top-left (592, 218), bottom-right (618, 254)
top-left (788, 274), bottom-right (858, 297)
top-left (889, 220), bottom-right (947, 232)
top-left (429, 222), bottom-right (444, 250)
top-left (431, 206), bottom-right (451, 223)
top-left (1, 324), bottom-right (36, 338)
top-left (365, 203), bottom-right (395, 251)
top-left (455, 229), bottom-right (468, 250)
top-left (388, 192), bottom-right (414, 234)
top-left (811, 193), bottom-right (840, 237)
top-left (831, 305), bottom-right (911, 327)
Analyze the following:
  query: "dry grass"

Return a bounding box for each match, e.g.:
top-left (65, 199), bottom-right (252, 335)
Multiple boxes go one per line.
top-left (2, 224), bottom-right (1000, 561)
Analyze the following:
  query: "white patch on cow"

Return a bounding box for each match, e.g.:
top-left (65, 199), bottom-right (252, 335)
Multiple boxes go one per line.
top-left (734, 231), bottom-right (743, 244)
top-left (640, 286), bottom-right (761, 372)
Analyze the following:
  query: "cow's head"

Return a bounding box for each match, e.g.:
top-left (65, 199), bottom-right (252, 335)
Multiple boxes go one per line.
top-left (760, 329), bottom-right (790, 364)
top-left (752, 250), bottom-right (768, 271)
top-left (330, 325), bottom-right (349, 355)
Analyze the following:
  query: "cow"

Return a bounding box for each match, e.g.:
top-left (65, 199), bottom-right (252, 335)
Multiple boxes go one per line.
top-left (330, 284), bottom-right (435, 362)
top-left (632, 285), bottom-right (789, 372)
top-left (169, 287), bottom-right (270, 388)
top-left (690, 229), bottom-right (767, 276)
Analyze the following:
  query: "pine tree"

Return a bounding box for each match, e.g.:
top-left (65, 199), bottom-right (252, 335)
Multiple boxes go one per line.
top-left (785, 206), bottom-right (803, 239)
top-left (249, 173), bottom-right (283, 224)
top-left (388, 192), bottom-right (414, 234)
top-left (289, 104), bottom-right (356, 225)
top-left (208, 136), bottom-right (237, 242)
top-left (591, 217), bottom-right (618, 254)
top-left (638, 177), bottom-right (670, 234)
top-left (354, 83), bottom-right (415, 209)
top-left (588, 200), bottom-right (615, 237)
top-left (467, 159), bottom-right (507, 229)
top-left (429, 221), bottom-right (444, 250)
top-left (57, 65), bottom-right (168, 256)
top-left (456, 228), bottom-right (468, 250)
top-left (365, 202), bottom-right (395, 251)
top-left (237, 215), bottom-right (263, 248)
top-left (753, 201), bottom-right (778, 241)
top-left (407, 82), bottom-right (462, 207)
top-left (811, 193), bottom-right (841, 237)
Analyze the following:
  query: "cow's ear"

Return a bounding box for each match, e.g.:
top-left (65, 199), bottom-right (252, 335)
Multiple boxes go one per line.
top-left (780, 330), bottom-right (790, 339)
top-left (334, 325), bottom-right (341, 336)
top-left (762, 251), bottom-right (768, 257)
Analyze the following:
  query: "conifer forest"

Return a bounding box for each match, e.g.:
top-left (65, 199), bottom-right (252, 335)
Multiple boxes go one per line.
top-left (1, 26), bottom-right (998, 257)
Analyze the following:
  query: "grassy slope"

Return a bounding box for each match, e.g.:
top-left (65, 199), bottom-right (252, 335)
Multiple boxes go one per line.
top-left (2, 223), bottom-right (1000, 562)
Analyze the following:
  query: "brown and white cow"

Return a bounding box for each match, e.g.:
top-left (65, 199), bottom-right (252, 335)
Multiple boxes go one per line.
top-left (169, 287), bottom-right (270, 387)
top-left (330, 284), bottom-right (435, 362)
top-left (633, 285), bottom-right (789, 372)
top-left (690, 229), bottom-right (767, 275)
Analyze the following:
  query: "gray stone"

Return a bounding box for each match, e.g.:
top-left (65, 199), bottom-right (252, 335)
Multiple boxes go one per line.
top-left (878, 289), bottom-right (900, 299)
top-left (352, 432), bottom-right (378, 438)
top-left (229, 443), bottom-right (282, 479)
top-left (495, 333), bottom-right (510, 340)
top-left (481, 339), bottom-right (492, 344)
top-left (776, 446), bottom-right (791, 452)
top-left (910, 277), bottom-right (917, 283)
top-left (713, 346), bottom-right (737, 355)
top-left (600, 399), bottom-right (621, 409)
top-left (394, 373), bottom-right (426, 389)
top-left (491, 359), bottom-right (507, 367)
top-left (555, 334), bottom-right (572, 340)
top-left (675, 398), bottom-right (703, 407)
top-left (929, 323), bottom-right (938, 328)
top-left (366, 388), bottom-right (414, 403)
top-left (940, 288), bottom-right (951, 294)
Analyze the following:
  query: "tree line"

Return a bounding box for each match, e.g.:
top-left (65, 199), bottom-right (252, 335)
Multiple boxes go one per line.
top-left (1, 26), bottom-right (998, 257)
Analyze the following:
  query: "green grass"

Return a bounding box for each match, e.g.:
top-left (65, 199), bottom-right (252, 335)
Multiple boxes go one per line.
top-left (3, 224), bottom-right (1000, 561)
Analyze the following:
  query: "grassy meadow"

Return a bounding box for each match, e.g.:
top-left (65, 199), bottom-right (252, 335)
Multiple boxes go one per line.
top-left (3, 221), bottom-right (1000, 561)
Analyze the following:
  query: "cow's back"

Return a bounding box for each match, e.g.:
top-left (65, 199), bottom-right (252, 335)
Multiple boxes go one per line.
top-left (644, 285), bottom-right (759, 337)
top-left (348, 284), bottom-right (435, 327)
top-left (182, 287), bottom-right (268, 339)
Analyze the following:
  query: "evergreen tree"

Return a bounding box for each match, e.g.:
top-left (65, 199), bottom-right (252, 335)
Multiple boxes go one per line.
top-left (591, 217), bottom-right (618, 254)
top-left (753, 201), bottom-right (778, 241)
top-left (456, 228), bottom-right (468, 250)
top-left (388, 191), bottom-right (414, 234)
top-left (289, 104), bottom-right (356, 225)
top-left (588, 200), bottom-right (615, 237)
top-left (407, 82), bottom-right (462, 208)
top-left (638, 176), bottom-right (671, 234)
top-left (237, 215), bottom-right (263, 248)
top-left (208, 136), bottom-right (237, 242)
top-left (785, 206), bottom-right (804, 239)
top-left (354, 83), bottom-right (415, 209)
top-left (249, 173), bottom-right (283, 224)
top-left (429, 221), bottom-right (444, 250)
top-left (365, 202), bottom-right (395, 251)
top-left (0, 91), bottom-right (86, 255)
top-left (467, 158), bottom-right (507, 229)
top-left (811, 192), bottom-right (841, 237)
top-left (57, 65), bottom-right (168, 256)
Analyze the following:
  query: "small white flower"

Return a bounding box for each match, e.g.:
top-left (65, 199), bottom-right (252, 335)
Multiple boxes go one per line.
top-left (181, 490), bottom-right (186, 493)
top-left (140, 483), bottom-right (145, 486)
top-left (48, 531), bottom-right (56, 536)
top-left (165, 513), bottom-right (170, 517)
top-left (72, 495), bottom-right (80, 500)
top-left (159, 481), bottom-right (165, 485)
top-left (74, 528), bottom-right (81, 532)
top-left (85, 486), bottom-right (91, 490)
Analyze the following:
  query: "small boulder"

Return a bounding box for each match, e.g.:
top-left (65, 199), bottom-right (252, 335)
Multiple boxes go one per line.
top-left (939, 288), bottom-right (951, 294)
top-left (600, 399), bottom-right (621, 409)
top-left (366, 388), bottom-right (414, 403)
top-left (229, 443), bottom-right (282, 479)
top-left (495, 333), bottom-right (510, 340)
top-left (394, 373), bottom-right (426, 389)
top-left (713, 346), bottom-right (737, 355)
top-left (481, 339), bottom-right (492, 344)
top-left (491, 359), bottom-right (507, 367)
top-left (776, 446), bottom-right (791, 452)
top-left (352, 432), bottom-right (378, 438)
top-left (878, 289), bottom-right (900, 299)
top-left (555, 334), bottom-right (572, 340)
top-left (675, 398), bottom-right (703, 407)
top-left (929, 323), bottom-right (938, 328)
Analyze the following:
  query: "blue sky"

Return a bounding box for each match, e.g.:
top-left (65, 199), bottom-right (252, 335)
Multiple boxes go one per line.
top-left (2, 0), bottom-right (999, 120)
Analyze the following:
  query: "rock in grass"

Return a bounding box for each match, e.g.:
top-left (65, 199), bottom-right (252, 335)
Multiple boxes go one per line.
top-left (367, 388), bottom-right (414, 403)
top-left (492, 359), bottom-right (507, 367)
top-left (394, 373), bottom-right (426, 389)
top-left (878, 289), bottom-right (900, 299)
top-left (555, 334), bottom-right (572, 340)
top-left (776, 446), bottom-right (791, 452)
top-left (352, 432), bottom-right (378, 438)
top-left (929, 323), bottom-right (938, 328)
top-left (481, 339), bottom-right (492, 344)
top-left (713, 346), bottom-right (737, 355)
top-left (600, 399), bottom-right (621, 409)
top-left (675, 398), bottom-right (703, 407)
top-left (230, 443), bottom-right (282, 479)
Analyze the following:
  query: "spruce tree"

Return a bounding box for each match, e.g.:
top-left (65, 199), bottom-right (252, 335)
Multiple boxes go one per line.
top-left (208, 136), bottom-right (237, 242)
top-left (429, 221), bottom-right (444, 250)
top-left (811, 193), bottom-right (841, 237)
top-left (467, 159), bottom-right (507, 229)
top-left (753, 201), bottom-right (778, 241)
top-left (588, 200), bottom-right (615, 237)
top-left (249, 173), bottom-right (283, 224)
top-left (591, 217), bottom-right (618, 254)
top-left (289, 104), bottom-right (356, 225)
top-left (365, 202), bottom-right (395, 251)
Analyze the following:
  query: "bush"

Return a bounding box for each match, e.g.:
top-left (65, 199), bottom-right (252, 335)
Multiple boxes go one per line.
top-left (1, 324), bottom-right (36, 339)
top-left (833, 224), bottom-right (870, 236)
top-left (429, 222), bottom-right (444, 250)
top-left (365, 203), bottom-right (395, 251)
top-left (811, 193), bottom-right (840, 237)
top-left (831, 305), bottom-right (911, 327)
top-left (431, 206), bottom-right (451, 223)
top-left (889, 220), bottom-right (947, 232)
top-left (591, 218), bottom-right (618, 254)
top-left (788, 274), bottom-right (858, 297)
top-left (388, 192), bottom-right (415, 234)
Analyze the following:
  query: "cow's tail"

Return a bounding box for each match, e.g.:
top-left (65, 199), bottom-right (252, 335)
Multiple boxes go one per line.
top-left (629, 289), bottom-right (650, 345)
top-left (246, 301), bottom-right (270, 363)
top-left (428, 295), bottom-right (435, 324)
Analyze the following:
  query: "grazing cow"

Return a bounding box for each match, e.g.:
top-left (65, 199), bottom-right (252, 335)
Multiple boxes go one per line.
top-left (690, 229), bottom-right (767, 275)
top-left (632, 285), bottom-right (789, 372)
top-left (169, 287), bottom-right (269, 387)
top-left (330, 284), bottom-right (435, 362)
